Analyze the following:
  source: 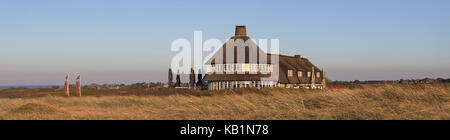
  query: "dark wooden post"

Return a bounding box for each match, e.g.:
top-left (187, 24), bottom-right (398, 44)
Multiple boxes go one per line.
top-left (175, 71), bottom-right (181, 87)
top-left (189, 68), bottom-right (195, 88)
top-left (168, 69), bottom-right (173, 88)
top-left (196, 69), bottom-right (203, 89)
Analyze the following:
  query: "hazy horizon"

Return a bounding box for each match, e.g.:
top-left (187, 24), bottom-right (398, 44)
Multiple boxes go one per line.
top-left (1, 0), bottom-right (449, 85)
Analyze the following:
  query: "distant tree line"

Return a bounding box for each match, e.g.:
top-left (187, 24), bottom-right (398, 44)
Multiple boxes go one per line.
top-left (329, 78), bottom-right (450, 85)
top-left (85, 82), bottom-right (166, 90)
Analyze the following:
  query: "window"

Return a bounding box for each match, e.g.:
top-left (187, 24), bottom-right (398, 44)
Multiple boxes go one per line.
top-left (251, 64), bottom-right (257, 72)
top-left (307, 72), bottom-right (311, 77)
top-left (224, 64), bottom-right (232, 72)
top-left (234, 64), bottom-right (240, 72)
top-left (259, 64), bottom-right (266, 72)
top-left (243, 64), bottom-right (250, 72)
top-left (298, 71), bottom-right (303, 77)
top-left (317, 72), bottom-right (321, 78)
top-left (218, 64), bottom-right (223, 72)
top-left (288, 70), bottom-right (294, 77)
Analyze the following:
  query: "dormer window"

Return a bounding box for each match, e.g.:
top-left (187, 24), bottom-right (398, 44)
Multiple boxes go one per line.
top-left (288, 70), bottom-right (294, 77)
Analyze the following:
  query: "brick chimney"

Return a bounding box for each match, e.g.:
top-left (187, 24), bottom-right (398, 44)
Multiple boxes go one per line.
top-left (235, 25), bottom-right (247, 36)
top-left (294, 55), bottom-right (301, 59)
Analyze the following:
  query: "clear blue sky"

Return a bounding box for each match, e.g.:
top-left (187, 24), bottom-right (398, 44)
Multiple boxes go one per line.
top-left (1, 0), bottom-right (449, 85)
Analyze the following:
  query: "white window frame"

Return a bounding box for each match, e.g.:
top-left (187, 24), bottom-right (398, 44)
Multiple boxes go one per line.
top-left (250, 64), bottom-right (257, 72)
top-left (218, 64), bottom-right (223, 72)
top-left (224, 64), bottom-right (230, 72)
top-left (288, 70), bottom-right (294, 77)
top-left (235, 64), bottom-right (241, 72)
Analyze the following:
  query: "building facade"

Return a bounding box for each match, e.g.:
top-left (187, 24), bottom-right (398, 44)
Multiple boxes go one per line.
top-left (202, 25), bottom-right (326, 90)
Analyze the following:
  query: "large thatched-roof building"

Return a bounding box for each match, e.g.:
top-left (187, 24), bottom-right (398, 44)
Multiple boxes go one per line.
top-left (203, 25), bottom-right (326, 90)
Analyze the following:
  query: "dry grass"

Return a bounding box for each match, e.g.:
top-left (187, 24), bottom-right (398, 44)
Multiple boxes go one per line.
top-left (0, 84), bottom-right (449, 120)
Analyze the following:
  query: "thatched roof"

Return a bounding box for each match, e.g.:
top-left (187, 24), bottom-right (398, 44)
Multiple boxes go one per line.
top-left (277, 55), bottom-right (322, 84)
top-left (203, 25), bottom-right (324, 84)
top-left (206, 35), bottom-right (271, 64)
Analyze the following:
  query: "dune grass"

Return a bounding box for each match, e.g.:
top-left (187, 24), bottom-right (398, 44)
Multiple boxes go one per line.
top-left (0, 84), bottom-right (449, 120)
